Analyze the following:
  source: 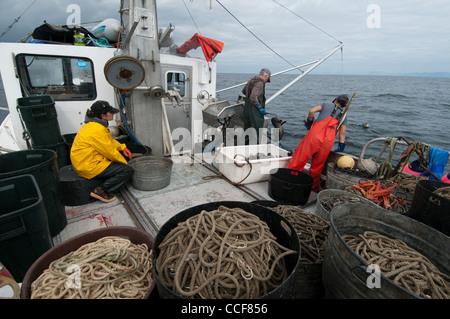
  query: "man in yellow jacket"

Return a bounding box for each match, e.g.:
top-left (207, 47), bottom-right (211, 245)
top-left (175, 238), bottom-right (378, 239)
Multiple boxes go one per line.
top-left (71, 101), bottom-right (134, 203)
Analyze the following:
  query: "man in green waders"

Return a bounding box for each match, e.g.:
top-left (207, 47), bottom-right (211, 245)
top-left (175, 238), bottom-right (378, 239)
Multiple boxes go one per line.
top-left (242, 68), bottom-right (271, 144)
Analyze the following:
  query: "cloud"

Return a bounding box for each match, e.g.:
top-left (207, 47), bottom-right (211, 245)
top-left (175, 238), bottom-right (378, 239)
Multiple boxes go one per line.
top-left (1, 0), bottom-right (449, 75)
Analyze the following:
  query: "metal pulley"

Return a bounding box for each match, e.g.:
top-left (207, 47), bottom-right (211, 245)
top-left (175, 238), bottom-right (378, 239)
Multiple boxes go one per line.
top-left (104, 55), bottom-right (146, 91)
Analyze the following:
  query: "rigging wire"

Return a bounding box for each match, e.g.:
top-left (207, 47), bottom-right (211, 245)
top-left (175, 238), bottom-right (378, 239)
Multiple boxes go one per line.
top-left (341, 46), bottom-right (345, 92)
top-left (272, 0), bottom-right (342, 44)
top-left (272, 0), bottom-right (346, 91)
top-left (215, 0), bottom-right (301, 72)
top-left (183, 0), bottom-right (202, 35)
top-left (0, 0), bottom-right (38, 39)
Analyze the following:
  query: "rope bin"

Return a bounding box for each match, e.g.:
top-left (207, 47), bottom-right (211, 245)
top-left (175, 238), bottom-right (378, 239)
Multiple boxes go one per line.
top-left (270, 205), bottom-right (329, 263)
top-left (153, 202), bottom-right (300, 299)
top-left (20, 227), bottom-right (155, 299)
top-left (343, 231), bottom-right (450, 299)
top-left (316, 188), bottom-right (378, 221)
top-left (322, 203), bottom-right (450, 299)
top-left (253, 200), bottom-right (330, 299)
top-left (30, 237), bottom-right (153, 299)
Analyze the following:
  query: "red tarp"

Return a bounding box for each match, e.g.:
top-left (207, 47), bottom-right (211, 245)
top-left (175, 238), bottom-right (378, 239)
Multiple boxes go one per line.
top-left (176, 33), bottom-right (224, 62)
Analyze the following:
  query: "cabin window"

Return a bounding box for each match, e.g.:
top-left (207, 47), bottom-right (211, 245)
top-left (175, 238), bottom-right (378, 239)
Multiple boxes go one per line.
top-left (166, 71), bottom-right (186, 97)
top-left (15, 54), bottom-right (96, 101)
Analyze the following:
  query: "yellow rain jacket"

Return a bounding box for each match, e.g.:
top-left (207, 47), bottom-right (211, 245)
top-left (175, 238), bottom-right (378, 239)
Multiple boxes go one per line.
top-left (70, 119), bottom-right (127, 179)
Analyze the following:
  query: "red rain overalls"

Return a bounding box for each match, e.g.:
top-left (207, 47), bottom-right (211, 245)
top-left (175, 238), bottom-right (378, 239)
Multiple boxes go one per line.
top-left (287, 115), bottom-right (339, 192)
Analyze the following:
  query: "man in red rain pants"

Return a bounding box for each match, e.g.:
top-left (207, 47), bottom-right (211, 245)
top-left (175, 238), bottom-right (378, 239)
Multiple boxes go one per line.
top-left (287, 95), bottom-right (349, 192)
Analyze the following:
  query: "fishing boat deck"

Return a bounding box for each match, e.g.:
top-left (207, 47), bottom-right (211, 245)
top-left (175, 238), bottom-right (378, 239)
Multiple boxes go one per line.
top-left (54, 153), bottom-right (317, 245)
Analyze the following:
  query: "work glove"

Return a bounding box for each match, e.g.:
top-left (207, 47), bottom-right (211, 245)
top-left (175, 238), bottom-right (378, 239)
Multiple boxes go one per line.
top-left (255, 103), bottom-right (267, 115)
top-left (334, 142), bottom-right (346, 153)
top-left (304, 118), bottom-right (314, 130)
top-left (123, 147), bottom-right (133, 159)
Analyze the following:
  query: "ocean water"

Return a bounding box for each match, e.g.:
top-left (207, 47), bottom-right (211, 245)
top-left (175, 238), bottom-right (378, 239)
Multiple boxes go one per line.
top-left (216, 73), bottom-right (450, 173)
top-left (1, 74), bottom-right (449, 172)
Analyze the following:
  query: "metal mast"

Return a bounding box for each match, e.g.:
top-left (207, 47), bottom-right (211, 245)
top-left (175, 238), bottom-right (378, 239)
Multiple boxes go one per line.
top-left (120, 0), bottom-right (165, 155)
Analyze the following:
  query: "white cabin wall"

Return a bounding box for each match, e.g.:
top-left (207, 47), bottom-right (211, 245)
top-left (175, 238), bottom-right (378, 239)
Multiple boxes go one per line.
top-left (0, 43), bottom-right (117, 150)
top-left (0, 42), bottom-right (218, 154)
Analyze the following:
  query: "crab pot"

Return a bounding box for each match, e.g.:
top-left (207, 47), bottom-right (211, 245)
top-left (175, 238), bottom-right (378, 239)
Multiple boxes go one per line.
top-left (152, 201), bottom-right (300, 299)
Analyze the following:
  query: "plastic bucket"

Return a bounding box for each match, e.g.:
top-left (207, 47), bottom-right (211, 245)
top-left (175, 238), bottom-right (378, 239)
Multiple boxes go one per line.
top-left (0, 150), bottom-right (67, 236)
top-left (17, 95), bottom-right (63, 146)
top-left (152, 201), bottom-right (300, 299)
top-left (251, 200), bottom-right (325, 299)
top-left (129, 156), bottom-right (173, 191)
top-left (0, 175), bottom-right (53, 282)
top-left (322, 203), bottom-right (450, 299)
top-left (407, 180), bottom-right (450, 236)
top-left (33, 140), bottom-right (70, 169)
top-left (21, 226), bottom-right (156, 299)
top-left (316, 189), bottom-right (378, 221)
top-left (268, 168), bottom-right (314, 206)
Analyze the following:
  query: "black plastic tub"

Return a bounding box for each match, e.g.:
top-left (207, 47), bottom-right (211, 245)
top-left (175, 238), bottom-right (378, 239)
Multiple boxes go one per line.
top-left (152, 201), bottom-right (301, 299)
top-left (407, 180), bottom-right (450, 236)
top-left (17, 95), bottom-right (63, 147)
top-left (0, 175), bottom-right (53, 282)
top-left (268, 168), bottom-right (314, 206)
top-left (0, 149), bottom-right (67, 236)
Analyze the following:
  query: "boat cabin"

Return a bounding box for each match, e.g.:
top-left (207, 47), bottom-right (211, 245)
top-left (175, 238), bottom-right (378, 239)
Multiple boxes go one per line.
top-left (0, 41), bottom-right (220, 155)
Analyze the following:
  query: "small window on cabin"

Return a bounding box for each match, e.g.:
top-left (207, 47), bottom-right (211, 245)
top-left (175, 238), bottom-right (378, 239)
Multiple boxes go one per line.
top-left (166, 72), bottom-right (186, 97)
top-left (15, 54), bottom-right (96, 101)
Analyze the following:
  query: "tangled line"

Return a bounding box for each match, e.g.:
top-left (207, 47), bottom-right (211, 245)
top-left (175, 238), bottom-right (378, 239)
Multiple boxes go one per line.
top-left (155, 206), bottom-right (297, 299)
top-left (319, 192), bottom-right (370, 214)
top-left (31, 236), bottom-right (153, 299)
top-left (269, 205), bottom-right (330, 263)
top-left (343, 231), bottom-right (450, 299)
top-left (384, 173), bottom-right (426, 193)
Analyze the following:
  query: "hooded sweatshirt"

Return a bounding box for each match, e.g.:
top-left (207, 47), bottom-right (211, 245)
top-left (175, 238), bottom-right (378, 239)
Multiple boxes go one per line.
top-left (70, 116), bottom-right (127, 179)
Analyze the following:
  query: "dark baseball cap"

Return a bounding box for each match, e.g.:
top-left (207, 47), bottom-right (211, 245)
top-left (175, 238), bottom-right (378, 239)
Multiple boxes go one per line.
top-left (90, 100), bottom-right (119, 115)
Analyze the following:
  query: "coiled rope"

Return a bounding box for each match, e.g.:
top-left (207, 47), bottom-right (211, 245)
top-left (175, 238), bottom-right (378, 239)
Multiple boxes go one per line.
top-left (319, 192), bottom-right (371, 214)
top-left (434, 186), bottom-right (450, 200)
top-left (269, 205), bottom-right (330, 263)
top-left (343, 231), bottom-right (450, 299)
top-left (384, 173), bottom-right (426, 193)
top-left (155, 205), bottom-right (297, 299)
top-left (31, 236), bottom-right (153, 299)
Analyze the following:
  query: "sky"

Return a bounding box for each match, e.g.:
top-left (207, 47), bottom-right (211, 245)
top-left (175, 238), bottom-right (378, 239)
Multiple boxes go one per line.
top-left (1, 0), bottom-right (449, 76)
